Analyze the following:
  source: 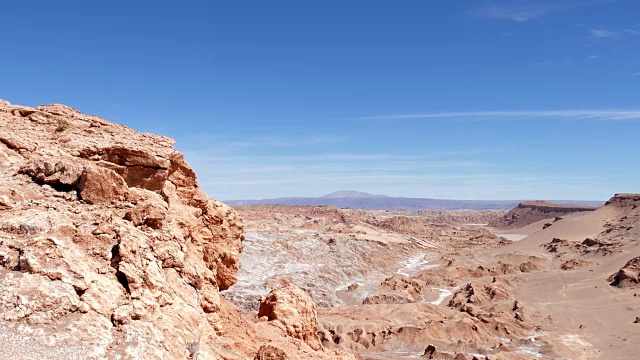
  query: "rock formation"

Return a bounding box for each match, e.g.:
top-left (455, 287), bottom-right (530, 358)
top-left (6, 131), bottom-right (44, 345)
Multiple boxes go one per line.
top-left (4, 99), bottom-right (638, 359)
top-left (608, 257), bottom-right (640, 288)
top-left (258, 284), bottom-right (323, 350)
top-left (490, 201), bottom-right (598, 229)
top-left (0, 100), bottom-right (357, 359)
top-left (254, 344), bottom-right (289, 360)
top-left (226, 192), bottom-right (640, 358)
top-left (605, 193), bottom-right (640, 207)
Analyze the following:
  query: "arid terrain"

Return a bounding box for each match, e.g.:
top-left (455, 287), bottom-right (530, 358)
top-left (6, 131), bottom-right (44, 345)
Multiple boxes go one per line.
top-left (226, 198), bottom-right (640, 359)
top-left (226, 191), bottom-right (602, 212)
top-left (1, 100), bottom-right (638, 360)
top-left (0, 100), bottom-right (357, 359)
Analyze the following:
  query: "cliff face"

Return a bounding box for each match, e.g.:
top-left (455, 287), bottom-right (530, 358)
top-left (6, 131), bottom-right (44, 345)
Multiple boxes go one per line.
top-left (490, 200), bottom-right (598, 229)
top-left (605, 193), bottom-right (640, 207)
top-left (0, 100), bottom-right (356, 359)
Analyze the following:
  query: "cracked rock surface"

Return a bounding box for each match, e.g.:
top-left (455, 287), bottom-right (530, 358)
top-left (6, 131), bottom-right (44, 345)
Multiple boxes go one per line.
top-left (0, 100), bottom-right (358, 360)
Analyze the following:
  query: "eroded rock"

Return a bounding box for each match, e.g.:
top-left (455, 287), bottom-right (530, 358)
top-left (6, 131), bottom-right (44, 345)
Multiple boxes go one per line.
top-left (0, 100), bottom-right (354, 359)
top-left (259, 284), bottom-right (322, 350)
top-left (254, 344), bottom-right (289, 360)
top-left (78, 166), bottom-right (129, 204)
top-left (609, 257), bottom-right (640, 288)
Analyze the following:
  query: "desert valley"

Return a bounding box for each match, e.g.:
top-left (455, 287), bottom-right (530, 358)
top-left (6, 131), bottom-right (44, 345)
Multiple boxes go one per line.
top-left (0, 101), bottom-right (638, 360)
top-left (227, 198), bottom-right (640, 359)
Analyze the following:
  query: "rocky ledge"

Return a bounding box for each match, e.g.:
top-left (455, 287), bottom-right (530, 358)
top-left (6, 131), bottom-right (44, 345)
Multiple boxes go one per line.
top-left (0, 100), bottom-right (357, 359)
top-left (490, 200), bottom-right (598, 229)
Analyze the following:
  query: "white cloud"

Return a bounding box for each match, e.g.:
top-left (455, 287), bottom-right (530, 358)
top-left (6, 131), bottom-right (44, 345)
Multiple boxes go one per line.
top-left (537, 57), bottom-right (574, 65)
top-left (590, 26), bottom-right (640, 40)
top-left (590, 28), bottom-right (621, 39)
top-left (182, 149), bottom-right (498, 199)
top-left (357, 110), bottom-right (640, 122)
top-left (180, 135), bottom-right (349, 149)
top-left (624, 29), bottom-right (640, 36)
top-left (468, 2), bottom-right (569, 22)
top-left (198, 169), bottom-right (610, 200)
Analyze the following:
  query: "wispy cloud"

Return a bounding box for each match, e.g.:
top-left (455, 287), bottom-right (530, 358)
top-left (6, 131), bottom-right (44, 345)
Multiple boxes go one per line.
top-left (590, 26), bottom-right (640, 40)
top-left (184, 135), bottom-right (623, 200)
top-left (537, 57), bottom-right (575, 66)
top-left (192, 134), bottom-right (349, 148)
top-left (590, 27), bottom-right (622, 39)
top-left (175, 134), bottom-right (349, 153)
top-left (183, 149), bottom-right (498, 199)
top-left (357, 110), bottom-right (640, 122)
top-left (201, 173), bottom-right (556, 187)
top-left (199, 170), bottom-right (609, 200)
top-left (185, 153), bottom-right (491, 174)
top-left (218, 135), bottom-right (349, 148)
top-left (468, 1), bottom-right (570, 22)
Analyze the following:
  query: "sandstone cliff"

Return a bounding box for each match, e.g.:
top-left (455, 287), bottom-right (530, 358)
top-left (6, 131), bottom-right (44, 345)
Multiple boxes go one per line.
top-left (0, 100), bottom-right (356, 359)
top-left (490, 200), bottom-right (598, 229)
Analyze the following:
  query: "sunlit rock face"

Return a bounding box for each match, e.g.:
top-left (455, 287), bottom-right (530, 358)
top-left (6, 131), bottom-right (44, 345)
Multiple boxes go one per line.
top-left (0, 100), bottom-right (359, 360)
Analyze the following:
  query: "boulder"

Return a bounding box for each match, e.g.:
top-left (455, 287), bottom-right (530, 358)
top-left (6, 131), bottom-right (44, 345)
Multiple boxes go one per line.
top-left (78, 166), bottom-right (129, 204)
top-left (609, 257), bottom-right (640, 288)
top-left (254, 344), bottom-right (289, 360)
top-left (258, 284), bottom-right (323, 350)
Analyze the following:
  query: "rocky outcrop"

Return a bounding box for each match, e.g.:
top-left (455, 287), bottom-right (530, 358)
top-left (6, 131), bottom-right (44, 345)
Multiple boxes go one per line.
top-left (560, 259), bottom-right (593, 270)
top-left (605, 193), bottom-right (640, 207)
top-left (542, 237), bottom-right (620, 256)
top-left (253, 344), bottom-right (289, 360)
top-left (362, 292), bottom-right (417, 305)
top-left (0, 100), bottom-right (355, 359)
top-left (491, 201), bottom-right (598, 229)
top-left (318, 302), bottom-right (534, 358)
top-left (608, 257), bottom-right (640, 288)
top-left (258, 284), bottom-right (323, 350)
top-left (447, 280), bottom-right (514, 309)
top-left (362, 276), bottom-right (423, 305)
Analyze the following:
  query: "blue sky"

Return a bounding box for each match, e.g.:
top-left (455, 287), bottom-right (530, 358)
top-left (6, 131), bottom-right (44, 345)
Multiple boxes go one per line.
top-left (1, 1), bottom-right (639, 200)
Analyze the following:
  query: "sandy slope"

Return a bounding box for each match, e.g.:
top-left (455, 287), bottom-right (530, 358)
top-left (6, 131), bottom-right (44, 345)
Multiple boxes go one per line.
top-left (482, 198), bottom-right (640, 359)
top-left (504, 204), bottom-right (622, 251)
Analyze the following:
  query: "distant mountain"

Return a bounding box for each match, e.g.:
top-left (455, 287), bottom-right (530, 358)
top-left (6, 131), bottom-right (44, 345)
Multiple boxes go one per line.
top-left (320, 190), bottom-right (387, 198)
top-left (226, 191), bottom-right (604, 211)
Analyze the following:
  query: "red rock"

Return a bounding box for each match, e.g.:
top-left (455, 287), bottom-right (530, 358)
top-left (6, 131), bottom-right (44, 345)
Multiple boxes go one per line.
top-left (491, 201), bottom-right (598, 229)
top-left (254, 344), bottom-right (289, 360)
top-left (259, 284), bottom-right (323, 350)
top-left (0, 99), bottom-right (358, 359)
top-left (608, 257), bottom-right (640, 288)
top-left (78, 166), bottom-right (128, 204)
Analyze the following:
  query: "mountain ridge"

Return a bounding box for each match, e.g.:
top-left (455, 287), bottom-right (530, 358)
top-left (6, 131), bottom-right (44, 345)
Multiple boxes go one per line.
top-left (320, 190), bottom-right (388, 198)
top-left (227, 191), bottom-right (604, 211)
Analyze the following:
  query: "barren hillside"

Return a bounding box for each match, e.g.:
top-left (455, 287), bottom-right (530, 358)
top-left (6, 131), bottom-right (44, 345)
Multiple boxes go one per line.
top-left (0, 100), bottom-right (357, 360)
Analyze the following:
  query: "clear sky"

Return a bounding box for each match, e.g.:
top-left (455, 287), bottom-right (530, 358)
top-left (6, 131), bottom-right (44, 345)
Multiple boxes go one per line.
top-left (1, 1), bottom-right (639, 200)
